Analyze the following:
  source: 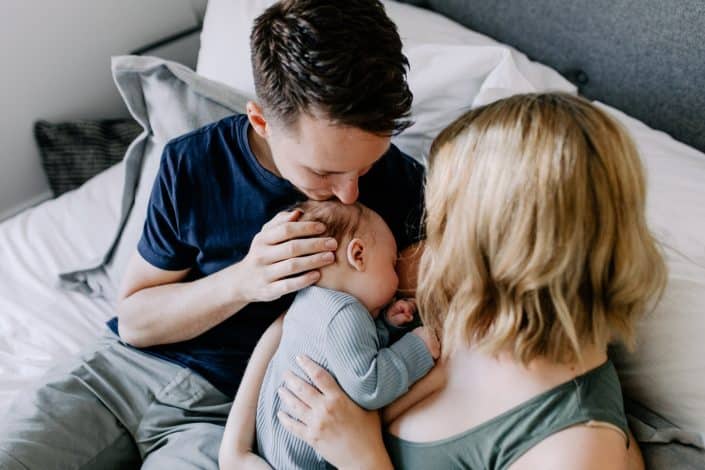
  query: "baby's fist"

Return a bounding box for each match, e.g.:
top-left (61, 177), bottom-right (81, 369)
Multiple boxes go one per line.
top-left (412, 326), bottom-right (440, 360)
top-left (385, 298), bottom-right (417, 327)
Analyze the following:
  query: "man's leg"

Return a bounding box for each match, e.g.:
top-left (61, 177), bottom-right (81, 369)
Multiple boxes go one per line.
top-left (0, 336), bottom-right (142, 470)
top-left (137, 368), bottom-right (232, 470)
top-left (139, 423), bottom-right (225, 470)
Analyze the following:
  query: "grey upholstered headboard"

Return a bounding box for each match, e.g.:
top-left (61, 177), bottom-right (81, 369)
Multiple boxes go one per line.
top-left (399, 0), bottom-right (705, 153)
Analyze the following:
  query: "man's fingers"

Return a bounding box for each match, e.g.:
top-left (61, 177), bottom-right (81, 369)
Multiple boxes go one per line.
top-left (286, 209), bottom-right (304, 222)
top-left (267, 238), bottom-right (337, 264)
top-left (294, 356), bottom-right (340, 395)
top-left (267, 252), bottom-right (335, 281)
top-left (267, 271), bottom-right (321, 299)
top-left (262, 209), bottom-right (300, 229)
top-left (260, 221), bottom-right (327, 245)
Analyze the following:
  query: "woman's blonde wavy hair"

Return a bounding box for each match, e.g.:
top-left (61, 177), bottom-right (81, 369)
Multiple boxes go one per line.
top-left (417, 93), bottom-right (666, 364)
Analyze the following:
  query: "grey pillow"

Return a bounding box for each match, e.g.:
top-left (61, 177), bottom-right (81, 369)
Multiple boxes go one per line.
top-left (34, 119), bottom-right (141, 196)
top-left (626, 399), bottom-right (705, 468)
top-left (59, 55), bottom-right (248, 300)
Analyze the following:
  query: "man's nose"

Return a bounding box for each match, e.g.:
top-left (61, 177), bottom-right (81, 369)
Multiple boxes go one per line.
top-left (333, 178), bottom-right (359, 204)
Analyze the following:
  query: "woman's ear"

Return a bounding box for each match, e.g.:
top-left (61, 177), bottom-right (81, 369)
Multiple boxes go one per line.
top-left (346, 238), bottom-right (366, 272)
top-left (246, 100), bottom-right (269, 137)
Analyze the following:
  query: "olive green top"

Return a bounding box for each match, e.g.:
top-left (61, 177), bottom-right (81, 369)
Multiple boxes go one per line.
top-left (385, 361), bottom-right (628, 470)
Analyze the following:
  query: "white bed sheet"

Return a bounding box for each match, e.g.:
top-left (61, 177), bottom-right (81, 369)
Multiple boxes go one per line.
top-left (0, 163), bottom-right (123, 418)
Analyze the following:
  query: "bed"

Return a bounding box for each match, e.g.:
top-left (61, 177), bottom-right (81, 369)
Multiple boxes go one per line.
top-left (2, 1), bottom-right (704, 468)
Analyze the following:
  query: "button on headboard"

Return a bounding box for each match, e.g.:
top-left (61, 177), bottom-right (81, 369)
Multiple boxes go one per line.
top-left (400, 0), bottom-right (705, 153)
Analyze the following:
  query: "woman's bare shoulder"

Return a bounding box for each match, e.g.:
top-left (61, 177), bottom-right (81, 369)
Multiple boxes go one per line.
top-left (386, 384), bottom-right (448, 440)
top-left (510, 424), bottom-right (631, 470)
top-left (387, 378), bottom-right (476, 442)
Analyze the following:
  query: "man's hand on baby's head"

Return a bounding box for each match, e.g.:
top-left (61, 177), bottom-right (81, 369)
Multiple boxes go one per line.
top-left (236, 209), bottom-right (337, 303)
top-left (385, 298), bottom-right (417, 327)
top-left (412, 326), bottom-right (440, 360)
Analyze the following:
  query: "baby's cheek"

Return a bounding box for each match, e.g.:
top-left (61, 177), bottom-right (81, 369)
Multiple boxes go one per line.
top-left (389, 275), bottom-right (400, 300)
top-left (391, 266), bottom-right (400, 291)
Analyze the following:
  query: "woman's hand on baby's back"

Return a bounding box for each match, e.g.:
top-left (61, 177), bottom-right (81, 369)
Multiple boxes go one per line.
top-left (278, 356), bottom-right (394, 470)
top-left (233, 209), bottom-right (338, 303)
top-left (412, 326), bottom-right (440, 359)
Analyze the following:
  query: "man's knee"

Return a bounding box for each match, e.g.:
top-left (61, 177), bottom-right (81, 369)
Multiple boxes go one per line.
top-left (0, 377), bottom-right (135, 470)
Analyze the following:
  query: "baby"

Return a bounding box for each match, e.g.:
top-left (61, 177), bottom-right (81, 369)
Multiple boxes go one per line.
top-left (255, 200), bottom-right (439, 470)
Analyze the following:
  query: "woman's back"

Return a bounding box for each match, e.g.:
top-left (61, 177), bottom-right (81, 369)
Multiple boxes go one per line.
top-left (385, 347), bottom-right (630, 469)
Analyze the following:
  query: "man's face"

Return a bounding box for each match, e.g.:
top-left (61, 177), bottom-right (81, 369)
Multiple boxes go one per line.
top-left (268, 113), bottom-right (391, 204)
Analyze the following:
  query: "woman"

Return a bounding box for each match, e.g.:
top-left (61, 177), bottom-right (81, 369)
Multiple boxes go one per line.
top-left (220, 93), bottom-right (665, 469)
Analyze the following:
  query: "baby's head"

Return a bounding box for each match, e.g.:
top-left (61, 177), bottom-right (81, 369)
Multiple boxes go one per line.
top-left (295, 200), bottom-right (399, 315)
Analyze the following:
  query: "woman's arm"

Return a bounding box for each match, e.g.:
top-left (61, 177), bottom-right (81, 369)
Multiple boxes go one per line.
top-left (627, 429), bottom-right (645, 470)
top-left (218, 315), bottom-right (284, 470)
top-left (277, 355), bottom-right (394, 470)
top-left (381, 360), bottom-right (446, 425)
top-left (511, 423), bottom-right (637, 470)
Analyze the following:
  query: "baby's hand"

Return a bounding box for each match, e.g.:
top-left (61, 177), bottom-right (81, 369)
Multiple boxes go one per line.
top-left (412, 326), bottom-right (440, 360)
top-left (385, 298), bottom-right (417, 327)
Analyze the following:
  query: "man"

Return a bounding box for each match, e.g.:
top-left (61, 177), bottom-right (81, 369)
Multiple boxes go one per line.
top-left (0, 1), bottom-right (425, 468)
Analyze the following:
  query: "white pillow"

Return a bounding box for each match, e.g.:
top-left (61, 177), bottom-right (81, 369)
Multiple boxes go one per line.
top-left (600, 102), bottom-right (705, 445)
top-left (197, 0), bottom-right (576, 162)
top-left (0, 164), bottom-right (119, 418)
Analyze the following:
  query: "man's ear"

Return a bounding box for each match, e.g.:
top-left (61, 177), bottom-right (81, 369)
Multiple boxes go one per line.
top-left (346, 238), bottom-right (366, 272)
top-left (246, 101), bottom-right (268, 137)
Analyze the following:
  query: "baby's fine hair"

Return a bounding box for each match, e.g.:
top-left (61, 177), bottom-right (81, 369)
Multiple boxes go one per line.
top-left (293, 200), bottom-right (367, 245)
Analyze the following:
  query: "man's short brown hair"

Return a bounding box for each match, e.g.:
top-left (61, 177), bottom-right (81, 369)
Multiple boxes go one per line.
top-left (250, 0), bottom-right (413, 135)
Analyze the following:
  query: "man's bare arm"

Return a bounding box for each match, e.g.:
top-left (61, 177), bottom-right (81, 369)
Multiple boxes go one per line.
top-left (116, 254), bottom-right (249, 347)
top-left (116, 210), bottom-right (336, 348)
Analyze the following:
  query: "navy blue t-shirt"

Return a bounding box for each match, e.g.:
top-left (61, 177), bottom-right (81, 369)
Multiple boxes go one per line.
top-left (107, 114), bottom-right (425, 397)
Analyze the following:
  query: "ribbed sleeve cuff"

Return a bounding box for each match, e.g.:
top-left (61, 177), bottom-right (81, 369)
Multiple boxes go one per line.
top-left (390, 333), bottom-right (435, 384)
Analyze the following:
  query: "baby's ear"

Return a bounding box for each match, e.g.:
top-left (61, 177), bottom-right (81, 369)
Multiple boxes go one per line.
top-left (346, 238), bottom-right (366, 272)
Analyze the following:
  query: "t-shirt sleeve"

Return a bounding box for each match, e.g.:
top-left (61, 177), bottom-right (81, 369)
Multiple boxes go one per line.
top-left (137, 144), bottom-right (198, 270)
top-left (325, 303), bottom-right (434, 410)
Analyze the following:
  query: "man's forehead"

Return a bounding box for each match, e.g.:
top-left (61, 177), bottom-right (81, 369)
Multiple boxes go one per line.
top-left (304, 149), bottom-right (387, 174)
top-left (297, 132), bottom-right (389, 167)
top-left (293, 112), bottom-right (391, 143)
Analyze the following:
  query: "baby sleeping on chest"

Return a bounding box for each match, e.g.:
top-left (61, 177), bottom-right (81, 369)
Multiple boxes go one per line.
top-left (255, 200), bottom-right (439, 470)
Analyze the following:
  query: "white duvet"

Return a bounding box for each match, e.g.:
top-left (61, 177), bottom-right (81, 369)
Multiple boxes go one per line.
top-left (0, 164), bottom-right (124, 417)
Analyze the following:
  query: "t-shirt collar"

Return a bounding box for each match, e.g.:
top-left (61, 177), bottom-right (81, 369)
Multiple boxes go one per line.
top-left (236, 114), bottom-right (296, 193)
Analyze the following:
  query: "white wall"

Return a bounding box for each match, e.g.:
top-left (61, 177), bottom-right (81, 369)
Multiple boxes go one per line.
top-left (0, 0), bottom-right (207, 221)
